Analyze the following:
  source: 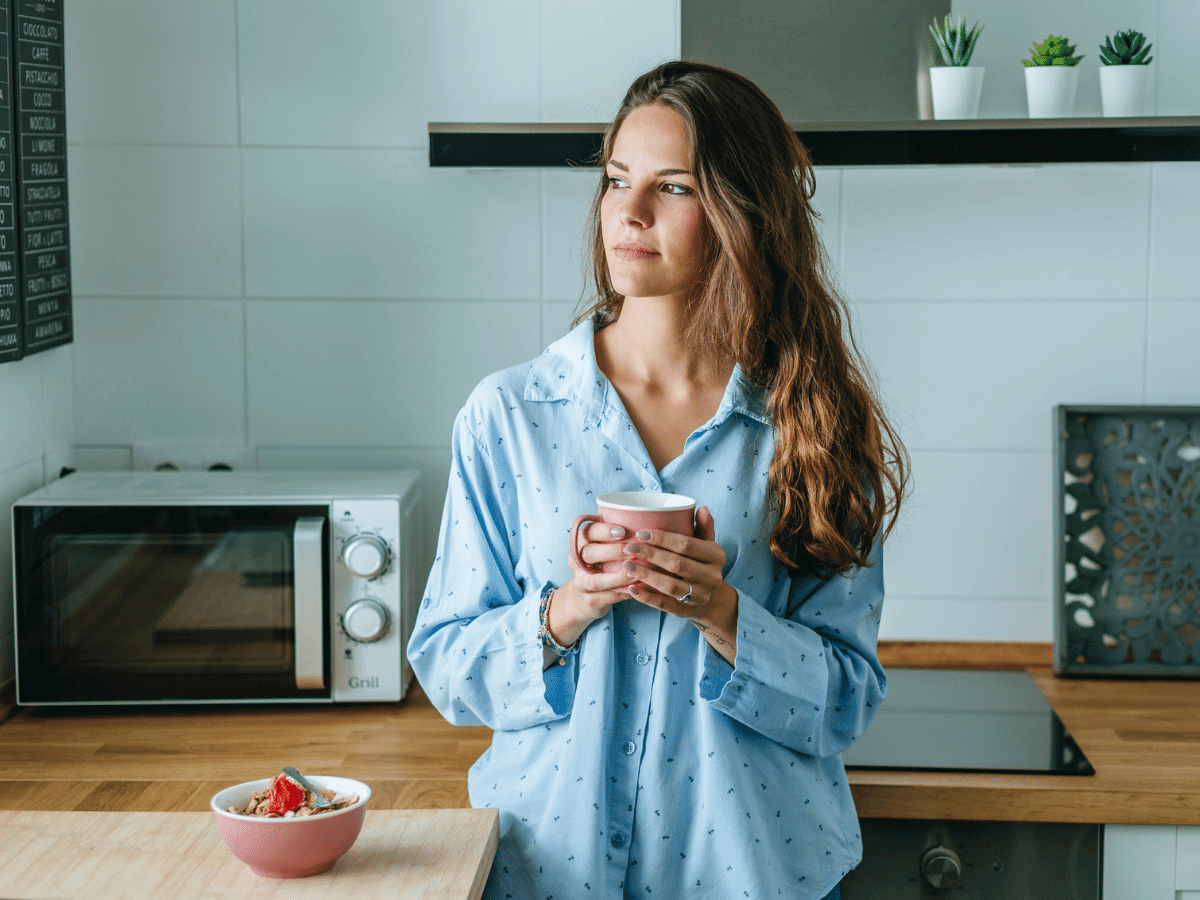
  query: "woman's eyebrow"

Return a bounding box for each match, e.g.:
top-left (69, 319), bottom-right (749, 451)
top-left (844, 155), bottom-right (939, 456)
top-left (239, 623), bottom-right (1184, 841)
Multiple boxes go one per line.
top-left (607, 159), bottom-right (694, 177)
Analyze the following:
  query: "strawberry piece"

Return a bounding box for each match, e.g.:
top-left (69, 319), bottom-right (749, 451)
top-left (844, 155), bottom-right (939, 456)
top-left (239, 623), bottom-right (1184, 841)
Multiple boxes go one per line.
top-left (263, 773), bottom-right (305, 816)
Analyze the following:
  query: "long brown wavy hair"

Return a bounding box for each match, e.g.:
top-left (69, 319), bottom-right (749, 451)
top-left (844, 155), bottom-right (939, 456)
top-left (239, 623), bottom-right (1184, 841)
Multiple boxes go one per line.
top-left (576, 60), bottom-right (908, 575)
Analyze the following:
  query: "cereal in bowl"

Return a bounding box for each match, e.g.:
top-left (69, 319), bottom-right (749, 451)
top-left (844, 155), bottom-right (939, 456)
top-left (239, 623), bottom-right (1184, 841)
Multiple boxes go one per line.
top-left (229, 773), bottom-right (359, 818)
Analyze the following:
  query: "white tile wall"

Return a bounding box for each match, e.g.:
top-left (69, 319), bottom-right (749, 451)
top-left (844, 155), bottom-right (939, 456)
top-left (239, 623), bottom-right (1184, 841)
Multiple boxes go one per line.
top-left (885, 450), bottom-right (1053, 601)
top-left (811, 169), bottom-right (843, 267)
top-left (1149, 164), bottom-right (1200, 299)
top-left (540, 0), bottom-right (681, 121)
top-left (0, 355), bottom-right (44, 466)
top-left (2, 0), bottom-right (1197, 694)
top-left (244, 299), bottom-right (544, 446)
top-left (841, 165), bottom-right (1152, 302)
top-left (238, 0), bottom-right (432, 149)
top-left (0, 460), bottom-right (49, 687)
top-left (237, 0), bottom-right (544, 148)
top-left (0, 352), bottom-right (74, 684)
top-left (855, 300), bottom-right (1147, 450)
top-left (1147, 300), bottom-right (1200, 402)
top-left (242, 150), bottom-right (542, 300)
top-left (39, 346), bottom-right (76, 481)
top-left (543, 169), bottom-right (600, 304)
top-left (63, 0), bottom-right (240, 145)
top-left (879, 596), bottom-right (1053, 642)
top-left (421, 0), bottom-right (543, 126)
top-left (71, 298), bottom-right (247, 445)
top-left (67, 146), bottom-right (244, 298)
top-left (543, 301), bottom-right (581, 346)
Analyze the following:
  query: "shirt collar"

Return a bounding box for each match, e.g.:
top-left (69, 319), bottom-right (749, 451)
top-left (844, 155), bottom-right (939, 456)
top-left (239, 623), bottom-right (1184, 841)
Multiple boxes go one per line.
top-left (524, 316), bottom-right (771, 427)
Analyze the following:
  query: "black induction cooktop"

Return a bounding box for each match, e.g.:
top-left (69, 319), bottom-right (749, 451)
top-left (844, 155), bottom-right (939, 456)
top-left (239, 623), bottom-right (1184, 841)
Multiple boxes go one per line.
top-left (841, 668), bottom-right (1094, 776)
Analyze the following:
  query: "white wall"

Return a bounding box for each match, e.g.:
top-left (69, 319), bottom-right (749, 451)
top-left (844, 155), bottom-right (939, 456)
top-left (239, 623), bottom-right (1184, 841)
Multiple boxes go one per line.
top-left (0, 348), bottom-right (73, 688)
top-left (869, 0), bottom-right (1199, 638)
top-left (2, 0), bottom-right (1197, 689)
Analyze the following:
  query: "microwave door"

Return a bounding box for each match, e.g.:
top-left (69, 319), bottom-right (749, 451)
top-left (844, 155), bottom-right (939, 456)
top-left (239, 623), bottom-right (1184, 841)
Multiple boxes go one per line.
top-left (293, 517), bottom-right (326, 690)
top-left (14, 502), bottom-right (333, 704)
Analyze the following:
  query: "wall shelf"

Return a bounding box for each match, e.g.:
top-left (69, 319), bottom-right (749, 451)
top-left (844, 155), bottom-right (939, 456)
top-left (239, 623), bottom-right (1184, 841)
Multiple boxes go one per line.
top-left (429, 117), bottom-right (1200, 168)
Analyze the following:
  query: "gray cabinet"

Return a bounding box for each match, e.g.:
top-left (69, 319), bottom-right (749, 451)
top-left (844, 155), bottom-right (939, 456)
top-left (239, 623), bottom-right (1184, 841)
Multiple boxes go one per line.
top-left (1104, 825), bottom-right (1200, 900)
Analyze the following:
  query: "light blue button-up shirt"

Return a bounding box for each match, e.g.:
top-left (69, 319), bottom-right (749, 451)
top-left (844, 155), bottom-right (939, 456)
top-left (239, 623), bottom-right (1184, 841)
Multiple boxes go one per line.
top-left (409, 318), bottom-right (887, 900)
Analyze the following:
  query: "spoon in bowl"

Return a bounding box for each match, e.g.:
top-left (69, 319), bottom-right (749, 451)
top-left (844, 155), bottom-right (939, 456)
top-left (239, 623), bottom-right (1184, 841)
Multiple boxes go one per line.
top-left (282, 766), bottom-right (334, 808)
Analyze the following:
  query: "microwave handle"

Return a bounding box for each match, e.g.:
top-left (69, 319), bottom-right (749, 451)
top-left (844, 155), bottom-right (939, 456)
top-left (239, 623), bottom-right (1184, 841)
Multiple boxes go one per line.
top-left (293, 517), bottom-right (326, 690)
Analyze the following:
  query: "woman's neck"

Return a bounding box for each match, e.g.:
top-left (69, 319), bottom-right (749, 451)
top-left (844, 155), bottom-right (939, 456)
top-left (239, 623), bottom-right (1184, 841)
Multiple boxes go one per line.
top-left (593, 298), bottom-right (735, 471)
top-left (595, 298), bottom-right (728, 391)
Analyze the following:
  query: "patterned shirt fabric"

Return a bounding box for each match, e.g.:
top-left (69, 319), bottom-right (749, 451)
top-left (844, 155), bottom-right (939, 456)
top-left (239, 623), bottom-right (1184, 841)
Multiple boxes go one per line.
top-left (408, 317), bottom-right (887, 900)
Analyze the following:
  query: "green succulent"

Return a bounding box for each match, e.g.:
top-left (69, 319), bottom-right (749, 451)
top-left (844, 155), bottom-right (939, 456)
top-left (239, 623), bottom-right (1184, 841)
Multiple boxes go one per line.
top-left (1100, 29), bottom-right (1153, 65)
top-left (929, 14), bottom-right (984, 66)
top-left (1023, 35), bottom-right (1084, 67)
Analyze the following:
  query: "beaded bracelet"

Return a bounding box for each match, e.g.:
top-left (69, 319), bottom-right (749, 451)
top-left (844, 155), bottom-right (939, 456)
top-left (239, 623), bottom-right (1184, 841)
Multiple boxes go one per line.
top-left (538, 583), bottom-right (578, 664)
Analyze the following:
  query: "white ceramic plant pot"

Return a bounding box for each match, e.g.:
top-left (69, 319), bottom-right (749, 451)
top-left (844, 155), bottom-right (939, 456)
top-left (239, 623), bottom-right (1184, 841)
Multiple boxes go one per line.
top-left (1099, 64), bottom-right (1154, 117)
top-left (929, 67), bottom-right (985, 119)
top-left (1024, 66), bottom-right (1080, 118)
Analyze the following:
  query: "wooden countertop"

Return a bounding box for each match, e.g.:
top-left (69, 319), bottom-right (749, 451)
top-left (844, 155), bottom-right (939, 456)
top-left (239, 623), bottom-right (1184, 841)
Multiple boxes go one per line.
top-left (0, 808), bottom-right (498, 900)
top-left (849, 668), bottom-right (1200, 825)
top-left (2, 643), bottom-right (1199, 826)
top-left (0, 682), bottom-right (491, 812)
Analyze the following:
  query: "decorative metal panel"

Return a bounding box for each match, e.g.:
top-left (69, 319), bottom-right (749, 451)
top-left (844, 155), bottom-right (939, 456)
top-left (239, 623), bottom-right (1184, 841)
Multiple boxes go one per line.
top-left (1055, 406), bottom-right (1200, 676)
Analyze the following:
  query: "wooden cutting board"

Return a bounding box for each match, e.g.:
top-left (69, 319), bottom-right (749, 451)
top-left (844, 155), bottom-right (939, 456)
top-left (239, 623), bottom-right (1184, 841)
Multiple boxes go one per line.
top-left (0, 807), bottom-right (498, 900)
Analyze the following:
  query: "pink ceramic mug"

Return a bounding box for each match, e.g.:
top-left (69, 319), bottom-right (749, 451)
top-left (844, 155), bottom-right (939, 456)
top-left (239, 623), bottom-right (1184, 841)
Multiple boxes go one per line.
top-left (570, 492), bottom-right (696, 586)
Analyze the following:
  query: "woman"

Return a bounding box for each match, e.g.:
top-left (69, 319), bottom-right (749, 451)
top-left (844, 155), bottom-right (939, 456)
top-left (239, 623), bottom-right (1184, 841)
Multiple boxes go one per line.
top-left (408, 60), bottom-right (908, 900)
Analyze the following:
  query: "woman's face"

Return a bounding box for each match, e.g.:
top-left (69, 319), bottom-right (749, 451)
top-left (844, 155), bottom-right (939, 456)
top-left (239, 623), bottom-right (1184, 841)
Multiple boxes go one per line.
top-left (601, 103), bottom-right (710, 305)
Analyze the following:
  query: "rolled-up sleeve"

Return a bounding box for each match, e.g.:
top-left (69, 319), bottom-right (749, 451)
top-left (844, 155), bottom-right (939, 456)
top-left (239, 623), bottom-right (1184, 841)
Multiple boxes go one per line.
top-left (407, 406), bottom-right (578, 731)
top-left (700, 547), bottom-right (887, 757)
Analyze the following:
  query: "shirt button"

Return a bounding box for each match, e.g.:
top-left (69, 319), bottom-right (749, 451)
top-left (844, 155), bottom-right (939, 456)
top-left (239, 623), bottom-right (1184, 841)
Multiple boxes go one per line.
top-left (624, 741), bottom-right (636, 755)
top-left (611, 833), bottom-right (625, 848)
top-left (635, 652), bottom-right (649, 665)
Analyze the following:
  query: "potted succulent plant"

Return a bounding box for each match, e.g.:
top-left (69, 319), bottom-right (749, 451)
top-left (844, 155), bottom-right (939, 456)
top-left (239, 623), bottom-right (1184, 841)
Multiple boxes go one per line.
top-left (927, 15), bottom-right (985, 119)
top-left (1022, 35), bottom-right (1084, 118)
top-left (1098, 29), bottom-right (1154, 117)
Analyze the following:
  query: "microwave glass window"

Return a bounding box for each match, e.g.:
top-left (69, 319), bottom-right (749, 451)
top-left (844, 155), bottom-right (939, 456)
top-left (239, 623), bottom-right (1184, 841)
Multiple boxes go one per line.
top-left (49, 529), bottom-right (291, 670)
top-left (15, 504), bottom-right (330, 702)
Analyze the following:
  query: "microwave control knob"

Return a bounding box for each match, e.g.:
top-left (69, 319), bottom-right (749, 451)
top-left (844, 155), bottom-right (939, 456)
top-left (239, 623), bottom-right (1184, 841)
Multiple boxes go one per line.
top-left (343, 534), bottom-right (389, 579)
top-left (920, 845), bottom-right (962, 891)
top-left (343, 599), bottom-right (390, 643)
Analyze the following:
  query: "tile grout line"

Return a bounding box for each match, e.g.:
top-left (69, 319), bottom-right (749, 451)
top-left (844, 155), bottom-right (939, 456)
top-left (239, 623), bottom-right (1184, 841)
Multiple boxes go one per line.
top-left (1141, 165), bottom-right (1155, 401)
top-left (232, 1), bottom-right (252, 451)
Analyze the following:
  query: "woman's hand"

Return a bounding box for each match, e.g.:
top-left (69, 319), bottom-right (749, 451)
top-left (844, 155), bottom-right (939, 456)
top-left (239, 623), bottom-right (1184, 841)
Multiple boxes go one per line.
top-left (622, 506), bottom-right (739, 664)
top-left (546, 520), bottom-right (640, 648)
top-left (548, 506), bottom-right (740, 664)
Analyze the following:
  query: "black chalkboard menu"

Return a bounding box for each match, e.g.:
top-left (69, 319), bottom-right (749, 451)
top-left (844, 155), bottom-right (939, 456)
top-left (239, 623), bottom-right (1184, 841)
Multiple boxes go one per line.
top-left (0, 0), bottom-right (19, 363)
top-left (13, 0), bottom-right (70, 355)
top-left (0, 0), bottom-right (70, 364)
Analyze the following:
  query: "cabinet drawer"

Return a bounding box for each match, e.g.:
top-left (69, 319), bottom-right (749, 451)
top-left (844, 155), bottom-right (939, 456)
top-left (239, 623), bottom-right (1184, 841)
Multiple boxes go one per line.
top-left (1179, 827), bottom-right (1200, 890)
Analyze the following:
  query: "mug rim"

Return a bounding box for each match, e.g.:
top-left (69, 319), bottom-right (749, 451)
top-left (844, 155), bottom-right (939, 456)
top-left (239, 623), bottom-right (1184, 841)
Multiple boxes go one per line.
top-left (597, 491), bottom-right (696, 512)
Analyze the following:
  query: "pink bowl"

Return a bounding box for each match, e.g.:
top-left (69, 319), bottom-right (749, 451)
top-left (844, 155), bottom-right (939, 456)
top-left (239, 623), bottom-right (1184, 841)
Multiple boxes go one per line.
top-left (211, 775), bottom-right (371, 878)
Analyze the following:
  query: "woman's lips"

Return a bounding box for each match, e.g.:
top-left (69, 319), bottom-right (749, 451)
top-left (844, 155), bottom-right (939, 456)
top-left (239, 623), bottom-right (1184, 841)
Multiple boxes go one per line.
top-left (612, 242), bottom-right (659, 260)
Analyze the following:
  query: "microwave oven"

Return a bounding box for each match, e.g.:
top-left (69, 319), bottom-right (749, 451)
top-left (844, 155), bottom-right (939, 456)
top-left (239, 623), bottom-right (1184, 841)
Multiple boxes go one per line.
top-left (10, 470), bottom-right (422, 705)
